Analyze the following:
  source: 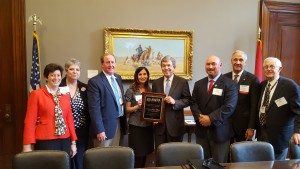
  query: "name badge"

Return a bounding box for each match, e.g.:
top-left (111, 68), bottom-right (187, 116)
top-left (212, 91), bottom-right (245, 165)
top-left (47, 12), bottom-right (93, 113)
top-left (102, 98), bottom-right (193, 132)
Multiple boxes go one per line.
top-left (260, 106), bottom-right (266, 114)
top-left (239, 85), bottom-right (249, 94)
top-left (59, 86), bottom-right (70, 94)
top-left (275, 97), bottom-right (288, 107)
top-left (135, 94), bottom-right (142, 101)
top-left (212, 88), bottom-right (223, 96)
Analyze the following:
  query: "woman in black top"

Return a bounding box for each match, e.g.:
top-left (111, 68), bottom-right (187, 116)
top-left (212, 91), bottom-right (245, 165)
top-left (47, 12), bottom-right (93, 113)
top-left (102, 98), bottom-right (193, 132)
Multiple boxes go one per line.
top-left (60, 58), bottom-right (89, 169)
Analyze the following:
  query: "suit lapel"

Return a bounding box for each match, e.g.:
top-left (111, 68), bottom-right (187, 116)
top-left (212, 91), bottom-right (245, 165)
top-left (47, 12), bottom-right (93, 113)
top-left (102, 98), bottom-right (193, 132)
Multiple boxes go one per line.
top-left (202, 77), bottom-right (210, 96)
top-left (212, 75), bottom-right (224, 93)
top-left (204, 76), bottom-right (224, 106)
top-left (259, 81), bottom-right (267, 107)
top-left (169, 75), bottom-right (178, 96)
top-left (157, 77), bottom-right (164, 94)
top-left (268, 78), bottom-right (283, 110)
top-left (100, 72), bottom-right (116, 101)
top-left (41, 86), bottom-right (53, 98)
top-left (239, 71), bottom-right (248, 85)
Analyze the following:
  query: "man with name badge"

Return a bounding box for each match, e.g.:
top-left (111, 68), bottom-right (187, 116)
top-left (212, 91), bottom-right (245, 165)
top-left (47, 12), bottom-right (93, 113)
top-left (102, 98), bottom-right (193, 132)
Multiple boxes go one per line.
top-left (191, 55), bottom-right (238, 163)
top-left (257, 57), bottom-right (300, 160)
top-left (224, 50), bottom-right (259, 142)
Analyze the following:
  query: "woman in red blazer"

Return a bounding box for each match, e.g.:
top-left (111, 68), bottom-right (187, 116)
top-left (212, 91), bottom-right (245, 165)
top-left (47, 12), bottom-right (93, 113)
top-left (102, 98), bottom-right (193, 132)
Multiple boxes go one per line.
top-left (23, 63), bottom-right (77, 157)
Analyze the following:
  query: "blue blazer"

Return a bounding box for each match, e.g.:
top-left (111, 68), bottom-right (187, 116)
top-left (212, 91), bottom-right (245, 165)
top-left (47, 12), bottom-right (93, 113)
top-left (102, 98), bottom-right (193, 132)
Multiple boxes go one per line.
top-left (257, 77), bottom-right (300, 153)
top-left (191, 75), bottom-right (238, 142)
top-left (87, 71), bottom-right (127, 139)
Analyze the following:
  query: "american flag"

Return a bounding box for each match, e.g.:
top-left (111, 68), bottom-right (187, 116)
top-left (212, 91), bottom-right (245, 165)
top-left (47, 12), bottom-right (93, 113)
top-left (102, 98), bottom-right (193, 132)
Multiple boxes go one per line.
top-left (30, 32), bottom-right (41, 91)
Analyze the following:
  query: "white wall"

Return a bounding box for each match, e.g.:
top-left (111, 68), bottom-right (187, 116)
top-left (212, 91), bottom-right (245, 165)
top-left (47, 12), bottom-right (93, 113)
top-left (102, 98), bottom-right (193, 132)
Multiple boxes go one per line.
top-left (26, 0), bottom-right (259, 92)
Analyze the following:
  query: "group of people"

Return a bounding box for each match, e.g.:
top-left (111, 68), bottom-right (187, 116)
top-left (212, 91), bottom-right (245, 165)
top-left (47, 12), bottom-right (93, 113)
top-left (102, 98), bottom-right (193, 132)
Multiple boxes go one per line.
top-left (22, 50), bottom-right (300, 168)
top-left (23, 59), bottom-right (89, 169)
top-left (191, 51), bottom-right (300, 163)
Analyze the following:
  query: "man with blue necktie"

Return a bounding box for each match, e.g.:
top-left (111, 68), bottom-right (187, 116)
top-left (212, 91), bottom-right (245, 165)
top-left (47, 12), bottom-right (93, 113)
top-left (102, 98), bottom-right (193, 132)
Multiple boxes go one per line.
top-left (88, 53), bottom-right (127, 147)
top-left (152, 55), bottom-right (191, 151)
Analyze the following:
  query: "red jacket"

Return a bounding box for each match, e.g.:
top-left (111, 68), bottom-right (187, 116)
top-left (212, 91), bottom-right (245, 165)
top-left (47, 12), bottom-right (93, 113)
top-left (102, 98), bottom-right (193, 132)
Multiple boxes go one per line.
top-left (23, 86), bottom-right (77, 144)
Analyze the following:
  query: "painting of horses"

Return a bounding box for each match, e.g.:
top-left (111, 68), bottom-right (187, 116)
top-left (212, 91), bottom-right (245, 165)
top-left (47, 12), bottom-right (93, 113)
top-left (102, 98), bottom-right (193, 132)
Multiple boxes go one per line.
top-left (104, 27), bottom-right (193, 80)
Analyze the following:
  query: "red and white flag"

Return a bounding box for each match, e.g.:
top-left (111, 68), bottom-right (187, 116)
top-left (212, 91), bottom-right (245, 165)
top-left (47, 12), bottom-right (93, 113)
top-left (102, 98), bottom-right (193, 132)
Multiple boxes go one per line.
top-left (255, 39), bottom-right (263, 82)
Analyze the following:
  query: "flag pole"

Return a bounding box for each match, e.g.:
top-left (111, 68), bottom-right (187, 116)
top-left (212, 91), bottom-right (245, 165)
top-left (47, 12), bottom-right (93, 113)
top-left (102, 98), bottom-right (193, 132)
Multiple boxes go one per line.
top-left (28, 14), bottom-right (42, 91)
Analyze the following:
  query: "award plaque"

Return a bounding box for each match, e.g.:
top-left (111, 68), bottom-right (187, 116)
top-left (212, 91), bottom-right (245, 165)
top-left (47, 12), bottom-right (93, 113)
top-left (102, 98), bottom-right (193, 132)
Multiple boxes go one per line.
top-left (141, 92), bottom-right (166, 123)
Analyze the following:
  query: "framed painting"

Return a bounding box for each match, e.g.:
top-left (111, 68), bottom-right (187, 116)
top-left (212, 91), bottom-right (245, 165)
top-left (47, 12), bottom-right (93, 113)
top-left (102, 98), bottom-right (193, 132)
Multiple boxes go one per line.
top-left (104, 27), bottom-right (193, 80)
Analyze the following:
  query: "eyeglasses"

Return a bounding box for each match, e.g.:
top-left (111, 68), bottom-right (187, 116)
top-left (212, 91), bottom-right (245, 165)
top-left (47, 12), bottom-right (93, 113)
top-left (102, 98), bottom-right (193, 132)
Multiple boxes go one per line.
top-left (263, 65), bottom-right (277, 70)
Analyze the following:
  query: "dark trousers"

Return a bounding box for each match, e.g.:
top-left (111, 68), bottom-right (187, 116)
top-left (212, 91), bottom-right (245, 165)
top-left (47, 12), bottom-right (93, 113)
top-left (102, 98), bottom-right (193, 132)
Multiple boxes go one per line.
top-left (257, 126), bottom-right (288, 160)
top-left (71, 126), bottom-right (89, 169)
top-left (196, 137), bottom-right (230, 163)
top-left (134, 155), bottom-right (147, 168)
top-left (35, 138), bottom-right (71, 155)
top-left (154, 130), bottom-right (183, 151)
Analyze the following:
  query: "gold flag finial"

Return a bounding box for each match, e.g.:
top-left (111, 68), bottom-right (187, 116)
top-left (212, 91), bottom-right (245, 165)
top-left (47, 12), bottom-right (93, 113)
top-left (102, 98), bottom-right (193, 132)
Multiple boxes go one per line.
top-left (28, 14), bottom-right (42, 32)
top-left (258, 27), bottom-right (261, 39)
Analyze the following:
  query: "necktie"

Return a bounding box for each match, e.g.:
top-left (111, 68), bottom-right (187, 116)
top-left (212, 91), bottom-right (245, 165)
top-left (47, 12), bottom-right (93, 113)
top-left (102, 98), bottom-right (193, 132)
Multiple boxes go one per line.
top-left (111, 76), bottom-right (122, 116)
top-left (165, 78), bottom-right (170, 96)
top-left (259, 83), bottom-right (271, 126)
top-left (208, 80), bottom-right (214, 94)
top-left (233, 74), bottom-right (239, 82)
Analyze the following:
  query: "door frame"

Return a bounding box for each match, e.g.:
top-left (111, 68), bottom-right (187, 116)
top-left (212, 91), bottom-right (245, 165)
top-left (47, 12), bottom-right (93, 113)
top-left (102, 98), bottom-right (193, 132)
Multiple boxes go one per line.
top-left (11, 0), bottom-right (27, 153)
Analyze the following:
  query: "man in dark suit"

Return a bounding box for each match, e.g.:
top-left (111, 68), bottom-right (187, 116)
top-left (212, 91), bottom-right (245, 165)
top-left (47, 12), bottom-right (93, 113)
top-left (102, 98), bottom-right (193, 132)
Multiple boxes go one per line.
top-left (191, 55), bottom-right (238, 162)
top-left (257, 57), bottom-right (300, 160)
top-left (224, 50), bottom-right (259, 142)
top-left (87, 53), bottom-right (127, 147)
top-left (152, 55), bottom-right (191, 150)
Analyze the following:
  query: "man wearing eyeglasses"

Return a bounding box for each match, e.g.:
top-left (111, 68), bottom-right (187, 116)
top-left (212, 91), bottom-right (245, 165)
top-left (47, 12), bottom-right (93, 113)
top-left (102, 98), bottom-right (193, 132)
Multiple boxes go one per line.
top-left (257, 57), bottom-right (300, 160)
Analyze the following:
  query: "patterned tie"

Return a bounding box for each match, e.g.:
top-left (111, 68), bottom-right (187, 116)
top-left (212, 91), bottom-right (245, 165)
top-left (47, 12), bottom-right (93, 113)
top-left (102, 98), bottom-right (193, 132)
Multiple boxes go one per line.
top-left (233, 74), bottom-right (239, 82)
top-left (111, 76), bottom-right (122, 116)
top-left (165, 78), bottom-right (170, 96)
top-left (207, 80), bottom-right (214, 94)
top-left (259, 83), bottom-right (271, 126)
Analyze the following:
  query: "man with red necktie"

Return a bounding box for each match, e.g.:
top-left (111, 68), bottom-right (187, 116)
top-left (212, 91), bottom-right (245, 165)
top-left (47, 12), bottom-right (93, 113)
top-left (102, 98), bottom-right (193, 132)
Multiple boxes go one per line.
top-left (191, 55), bottom-right (238, 163)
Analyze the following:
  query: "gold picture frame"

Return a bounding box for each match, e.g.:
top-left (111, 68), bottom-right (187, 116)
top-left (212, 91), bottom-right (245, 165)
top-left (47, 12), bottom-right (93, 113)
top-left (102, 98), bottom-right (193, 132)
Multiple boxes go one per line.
top-left (104, 27), bottom-right (193, 80)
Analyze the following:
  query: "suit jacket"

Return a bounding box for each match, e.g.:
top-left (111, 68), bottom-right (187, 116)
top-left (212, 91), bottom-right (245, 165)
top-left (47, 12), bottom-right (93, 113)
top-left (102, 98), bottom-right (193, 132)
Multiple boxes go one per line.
top-left (60, 77), bottom-right (90, 128)
top-left (191, 75), bottom-right (238, 143)
top-left (257, 77), bottom-right (300, 152)
top-left (152, 75), bottom-right (191, 137)
top-left (224, 71), bottom-right (259, 137)
top-left (23, 86), bottom-right (77, 144)
top-left (87, 71), bottom-right (127, 139)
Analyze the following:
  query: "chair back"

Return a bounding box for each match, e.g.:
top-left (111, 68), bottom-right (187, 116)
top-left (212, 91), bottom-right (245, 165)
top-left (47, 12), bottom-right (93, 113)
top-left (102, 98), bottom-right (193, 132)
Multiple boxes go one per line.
top-left (156, 142), bottom-right (204, 167)
top-left (289, 139), bottom-right (300, 159)
top-left (230, 141), bottom-right (275, 162)
top-left (12, 150), bottom-right (69, 169)
top-left (83, 146), bottom-right (134, 169)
